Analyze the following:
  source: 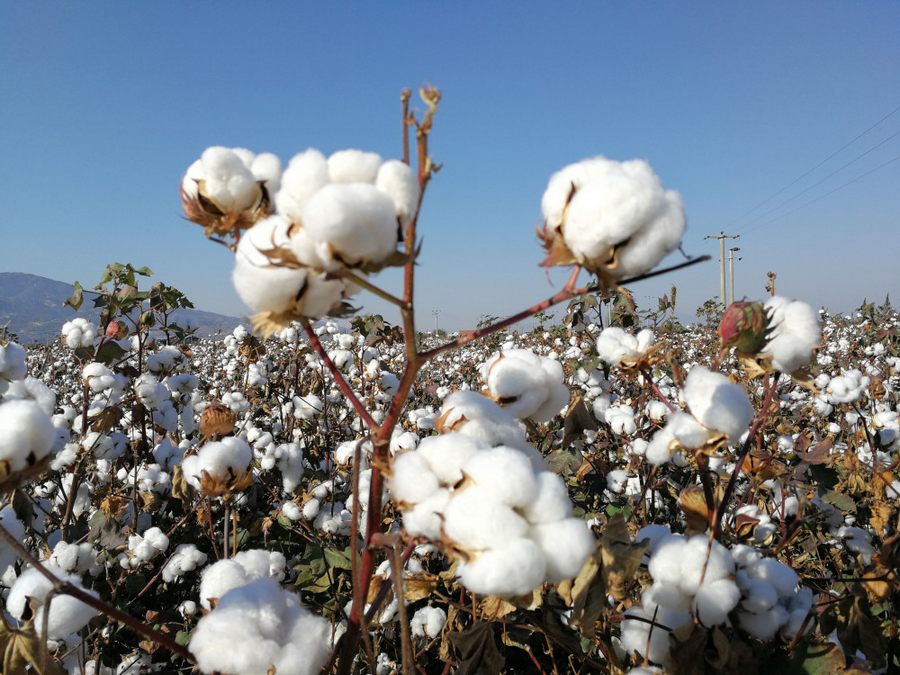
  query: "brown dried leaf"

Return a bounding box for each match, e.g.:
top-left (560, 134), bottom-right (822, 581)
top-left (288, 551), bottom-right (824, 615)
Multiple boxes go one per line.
top-left (679, 486), bottom-right (712, 533)
top-left (562, 392), bottom-right (597, 449)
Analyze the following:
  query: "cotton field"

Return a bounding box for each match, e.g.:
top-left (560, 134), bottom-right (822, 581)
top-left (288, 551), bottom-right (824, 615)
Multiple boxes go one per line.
top-left (2, 89), bottom-right (899, 675)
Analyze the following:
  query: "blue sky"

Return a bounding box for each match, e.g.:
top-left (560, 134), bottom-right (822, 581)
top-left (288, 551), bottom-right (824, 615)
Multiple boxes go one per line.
top-left (2, 3), bottom-right (898, 330)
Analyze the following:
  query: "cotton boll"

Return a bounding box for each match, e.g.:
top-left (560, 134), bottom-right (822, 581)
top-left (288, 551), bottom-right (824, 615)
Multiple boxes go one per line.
top-left (438, 391), bottom-right (531, 452)
top-left (189, 578), bottom-right (330, 675)
top-left (683, 366), bottom-right (753, 442)
top-left (647, 535), bottom-right (687, 587)
top-left (410, 606), bottom-right (447, 639)
top-left (162, 544), bottom-right (208, 583)
top-left (457, 538), bottom-right (547, 597)
top-left (276, 149), bottom-right (330, 224)
top-left (443, 486), bottom-right (528, 550)
top-left (523, 472), bottom-right (572, 524)
top-left (301, 183), bottom-right (399, 267)
top-left (7, 565), bottom-right (99, 639)
top-left (530, 518), bottom-right (595, 582)
top-left (375, 160), bottom-right (420, 224)
top-left (181, 436), bottom-right (253, 491)
top-left (190, 146), bottom-right (261, 213)
top-left (635, 525), bottom-right (674, 556)
top-left (746, 558), bottom-right (798, 596)
top-left (484, 349), bottom-right (569, 422)
top-left (740, 579), bottom-right (778, 613)
top-left (643, 583), bottom-right (691, 612)
top-left (233, 215), bottom-right (309, 314)
top-left (620, 604), bottom-right (689, 666)
top-left (251, 152), bottom-right (282, 195)
top-left (762, 297), bottom-right (821, 374)
top-left (416, 433), bottom-right (484, 485)
top-left (667, 412), bottom-right (711, 450)
top-left (738, 604), bottom-right (789, 641)
top-left (0, 399), bottom-right (57, 473)
top-left (693, 578), bottom-right (741, 626)
top-left (645, 426), bottom-right (677, 466)
top-left (328, 149), bottom-right (382, 184)
top-left (390, 451), bottom-right (440, 505)
top-left (0, 341), bottom-right (27, 384)
top-left (402, 488), bottom-right (450, 539)
top-left (596, 327), bottom-right (654, 366)
top-left (460, 445), bottom-right (538, 508)
top-left (678, 536), bottom-right (734, 595)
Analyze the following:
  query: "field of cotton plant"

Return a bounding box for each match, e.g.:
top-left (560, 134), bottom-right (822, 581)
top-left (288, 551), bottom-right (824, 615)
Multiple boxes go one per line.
top-left (2, 88), bottom-right (899, 675)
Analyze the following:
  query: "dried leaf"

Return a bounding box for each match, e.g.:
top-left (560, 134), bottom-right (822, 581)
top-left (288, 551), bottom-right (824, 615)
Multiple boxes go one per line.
top-left (562, 392), bottom-right (598, 449)
top-left (0, 618), bottom-right (66, 675)
top-left (679, 486), bottom-right (711, 533)
top-left (449, 621), bottom-right (505, 675)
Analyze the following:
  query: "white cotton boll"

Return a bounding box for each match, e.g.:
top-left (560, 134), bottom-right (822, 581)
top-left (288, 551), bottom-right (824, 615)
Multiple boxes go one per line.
top-left (302, 498), bottom-right (321, 520)
top-left (439, 390), bottom-right (532, 451)
top-left (416, 433), bottom-right (484, 485)
top-left (620, 604), bottom-right (689, 666)
top-left (251, 152), bottom-right (282, 194)
top-left (162, 544), bottom-right (208, 583)
top-left (198, 560), bottom-right (248, 609)
top-left (457, 538), bottom-right (547, 597)
top-left (826, 369), bottom-right (870, 405)
top-left (666, 412), bottom-right (710, 450)
top-left (293, 394), bottom-right (323, 420)
top-left (683, 366), bottom-right (753, 442)
top-left (301, 183), bottom-right (399, 267)
top-left (375, 160), bottom-right (420, 224)
top-left (0, 399), bottom-right (57, 473)
top-left (740, 579), bottom-right (778, 613)
top-left (0, 341), bottom-right (27, 383)
top-left (195, 146), bottom-right (261, 212)
top-left (4, 377), bottom-right (57, 416)
top-left (189, 578), bottom-right (330, 675)
top-left (410, 606), bottom-right (447, 639)
top-left (523, 471), bottom-right (572, 524)
top-left (7, 565), bottom-right (99, 639)
top-left (276, 149), bottom-right (330, 224)
top-left (746, 558), bottom-right (798, 596)
top-left (390, 451), bottom-right (440, 505)
top-left (645, 425), bottom-right (677, 466)
top-left (636, 525), bottom-right (674, 556)
top-left (596, 327), bottom-right (653, 366)
top-left (606, 469), bottom-right (629, 494)
top-left (678, 535), bottom-right (734, 596)
top-left (234, 549), bottom-right (286, 582)
top-left (615, 192), bottom-right (685, 276)
top-left (402, 488), bottom-right (450, 539)
top-left (443, 486), bottom-right (529, 550)
top-left (762, 297), bottom-right (821, 374)
top-left (233, 215), bottom-right (309, 314)
top-left (738, 604), bottom-right (789, 641)
top-left (275, 443), bottom-right (305, 493)
top-left (61, 318), bottom-right (97, 349)
top-left (181, 437), bottom-right (252, 490)
top-left (646, 400), bottom-right (670, 422)
top-left (643, 583), bottom-right (691, 611)
top-left (606, 404), bottom-right (637, 435)
top-left (731, 544), bottom-right (763, 568)
top-left (390, 430), bottom-right (419, 454)
top-left (297, 271), bottom-right (349, 318)
top-left (328, 149), bottom-right (382, 184)
top-left (693, 579), bottom-right (741, 626)
top-left (460, 445), bottom-right (538, 508)
top-left (647, 535), bottom-right (687, 587)
top-left (530, 518), bottom-right (595, 582)
top-left (282, 502), bottom-right (302, 521)
top-left (835, 526), bottom-right (875, 564)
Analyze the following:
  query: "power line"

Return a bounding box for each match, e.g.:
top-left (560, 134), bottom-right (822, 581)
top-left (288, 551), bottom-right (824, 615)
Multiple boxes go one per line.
top-left (723, 102), bottom-right (900, 229)
top-left (742, 150), bottom-right (900, 236)
top-left (737, 125), bottom-right (900, 230)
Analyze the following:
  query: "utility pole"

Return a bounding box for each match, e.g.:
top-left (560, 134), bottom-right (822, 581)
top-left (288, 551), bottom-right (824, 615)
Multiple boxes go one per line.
top-left (432, 309), bottom-right (441, 333)
top-left (705, 232), bottom-right (740, 307)
top-left (728, 247), bottom-right (742, 304)
top-left (766, 271), bottom-right (777, 297)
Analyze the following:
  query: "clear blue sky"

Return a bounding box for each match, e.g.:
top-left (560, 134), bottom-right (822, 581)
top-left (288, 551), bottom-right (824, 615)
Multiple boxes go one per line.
top-left (2, 3), bottom-right (899, 330)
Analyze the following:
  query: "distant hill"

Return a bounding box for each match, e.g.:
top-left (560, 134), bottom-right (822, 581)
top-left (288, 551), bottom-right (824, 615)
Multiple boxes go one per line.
top-left (0, 272), bottom-right (243, 344)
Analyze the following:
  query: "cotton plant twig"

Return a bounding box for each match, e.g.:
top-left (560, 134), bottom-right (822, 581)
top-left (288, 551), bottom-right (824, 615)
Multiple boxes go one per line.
top-left (0, 522), bottom-right (195, 664)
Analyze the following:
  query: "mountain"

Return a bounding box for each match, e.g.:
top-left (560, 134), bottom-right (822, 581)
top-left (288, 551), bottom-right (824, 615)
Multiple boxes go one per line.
top-left (0, 272), bottom-right (244, 344)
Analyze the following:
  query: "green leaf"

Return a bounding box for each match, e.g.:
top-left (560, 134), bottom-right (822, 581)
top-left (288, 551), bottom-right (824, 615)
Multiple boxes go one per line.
top-left (64, 281), bottom-right (84, 311)
top-left (324, 546), bottom-right (353, 571)
top-left (95, 341), bottom-right (126, 365)
top-left (135, 266), bottom-right (154, 276)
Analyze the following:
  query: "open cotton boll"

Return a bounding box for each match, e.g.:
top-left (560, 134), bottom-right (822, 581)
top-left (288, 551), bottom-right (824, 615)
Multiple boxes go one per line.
top-left (275, 149), bottom-right (331, 223)
top-left (693, 578), bottom-right (741, 626)
top-left (4, 377), bottom-right (57, 415)
top-left (738, 603), bottom-right (789, 641)
top-left (645, 425), bottom-right (677, 466)
top-left (456, 538), bottom-right (547, 597)
top-left (402, 488), bottom-right (450, 539)
top-left (186, 146), bottom-right (261, 213)
top-left (442, 486), bottom-right (528, 550)
top-left (596, 327), bottom-right (654, 366)
top-left (327, 149), bottom-right (382, 184)
top-left (0, 399), bottom-right (57, 473)
top-left (389, 451), bottom-right (440, 504)
top-left (7, 565), bottom-right (99, 639)
top-left (181, 436), bottom-right (252, 490)
top-left (541, 157), bottom-right (685, 277)
top-left (762, 297), bottom-right (820, 374)
top-left (233, 215), bottom-right (309, 314)
top-left (251, 152), bottom-right (282, 195)
top-left (745, 557), bottom-right (798, 596)
top-left (437, 390), bottom-right (531, 453)
top-left (620, 604), bottom-right (690, 667)
top-left (666, 412), bottom-right (710, 450)
top-left (530, 518), bottom-right (595, 582)
top-left (460, 445), bottom-right (538, 508)
top-left (678, 535), bottom-right (734, 595)
top-left (375, 160), bottom-right (420, 224)
top-left (683, 366), bottom-right (753, 442)
top-left (0, 341), bottom-right (27, 384)
top-left (522, 471), bottom-right (572, 524)
top-left (300, 183), bottom-right (399, 267)
top-left (826, 369), bottom-right (870, 404)
top-left (643, 583), bottom-right (691, 612)
top-left (162, 544), bottom-right (208, 583)
top-left (189, 578), bottom-right (330, 675)
top-left (483, 349), bottom-right (569, 422)
top-left (61, 318), bottom-right (97, 349)
top-left (647, 534), bottom-right (687, 587)
top-left (740, 578), bottom-right (779, 613)
top-left (416, 433), bottom-right (485, 485)
top-left (410, 606), bottom-right (447, 639)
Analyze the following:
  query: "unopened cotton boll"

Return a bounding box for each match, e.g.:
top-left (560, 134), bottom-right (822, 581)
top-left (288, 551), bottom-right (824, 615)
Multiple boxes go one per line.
top-left (457, 538), bottom-right (547, 597)
top-left (189, 578), bottom-right (330, 675)
top-left (541, 157), bottom-right (685, 277)
top-left (683, 366), bottom-right (753, 442)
